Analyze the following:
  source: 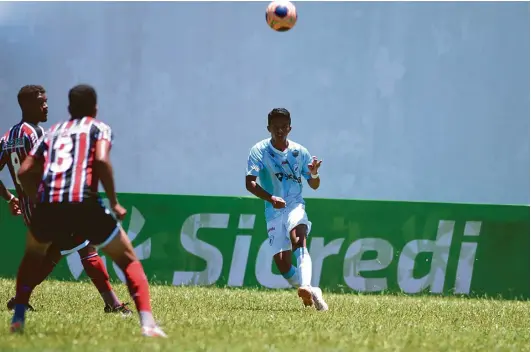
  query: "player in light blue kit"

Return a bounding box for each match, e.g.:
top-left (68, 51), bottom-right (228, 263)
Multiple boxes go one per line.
top-left (245, 108), bottom-right (328, 311)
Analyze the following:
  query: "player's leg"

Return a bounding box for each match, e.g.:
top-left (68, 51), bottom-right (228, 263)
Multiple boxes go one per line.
top-left (80, 199), bottom-right (166, 337)
top-left (7, 240), bottom-right (61, 311)
top-left (289, 224), bottom-right (313, 306)
top-left (75, 243), bottom-right (131, 315)
top-left (268, 215), bottom-right (301, 287)
top-left (10, 230), bottom-right (51, 332)
top-left (97, 229), bottom-right (166, 337)
top-left (287, 204), bottom-right (328, 311)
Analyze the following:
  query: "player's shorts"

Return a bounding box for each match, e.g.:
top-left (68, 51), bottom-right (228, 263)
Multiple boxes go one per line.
top-left (265, 203), bottom-right (312, 255)
top-left (30, 197), bottom-right (120, 253)
top-left (21, 197), bottom-right (91, 255)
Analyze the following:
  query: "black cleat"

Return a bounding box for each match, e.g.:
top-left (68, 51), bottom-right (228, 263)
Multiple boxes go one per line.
top-left (6, 297), bottom-right (35, 312)
top-left (104, 302), bottom-right (133, 316)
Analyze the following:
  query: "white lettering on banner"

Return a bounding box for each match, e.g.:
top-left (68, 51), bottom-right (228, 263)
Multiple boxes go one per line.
top-left (65, 207), bottom-right (481, 295)
top-left (397, 220), bottom-right (454, 293)
top-left (172, 213), bottom-right (228, 285)
top-left (309, 237), bottom-right (345, 288)
top-left (227, 214), bottom-right (255, 287)
top-left (343, 238), bottom-right (394, 292)
top-left (255, 239), bottom-right (291, 289)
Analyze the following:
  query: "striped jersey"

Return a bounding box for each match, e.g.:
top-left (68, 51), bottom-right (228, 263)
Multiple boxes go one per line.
top-left (29, 116), bottom-right (114, 203)
top-left (0, 121), bottom-right (45, 224)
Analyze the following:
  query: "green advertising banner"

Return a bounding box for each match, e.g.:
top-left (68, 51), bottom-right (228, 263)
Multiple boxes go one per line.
top-left (0, 193), bottom-right (529, 299)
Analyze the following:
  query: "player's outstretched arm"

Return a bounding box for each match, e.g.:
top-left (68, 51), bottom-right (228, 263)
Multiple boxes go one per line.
top-left (0, 180), bottom-right (14, 202)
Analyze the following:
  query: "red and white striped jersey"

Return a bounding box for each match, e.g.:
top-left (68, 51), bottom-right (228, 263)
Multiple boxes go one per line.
top-left (0, 121), bottom-right (45, 224)
top-left (29, 116), bottom-right (114, 203)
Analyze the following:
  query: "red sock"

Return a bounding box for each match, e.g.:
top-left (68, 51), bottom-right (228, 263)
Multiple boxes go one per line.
top-left (81, 254), bottom-right (112, 293)
top-left (123, 261), bottom-right (152, 312)
top-left (14, 253), bottom-right (42, 305)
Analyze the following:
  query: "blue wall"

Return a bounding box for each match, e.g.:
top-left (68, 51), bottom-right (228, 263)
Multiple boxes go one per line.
top-left (0, 1), bottom-right (528, 204)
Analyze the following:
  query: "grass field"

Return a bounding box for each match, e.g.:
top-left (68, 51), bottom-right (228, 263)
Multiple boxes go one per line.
top-left (0, 278), bottom-right (528, 352)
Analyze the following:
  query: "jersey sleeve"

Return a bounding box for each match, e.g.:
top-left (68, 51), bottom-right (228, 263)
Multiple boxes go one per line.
top-left (0, 138), bottom-right (6, 171)
top-left (29, 134), bottom-right (48, 159)
top-left (246, 145), bottom-right (264, 177)
top-left (94, 122), bottom-right (114, 144)
top-left (300, 147), bottom-right (313, 180)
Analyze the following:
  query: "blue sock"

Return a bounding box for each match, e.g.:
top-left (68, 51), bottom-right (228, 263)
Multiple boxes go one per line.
top-left (282, 265), bottom-right (300, 288)
top-left (12, 304), bottom-right (27, 324)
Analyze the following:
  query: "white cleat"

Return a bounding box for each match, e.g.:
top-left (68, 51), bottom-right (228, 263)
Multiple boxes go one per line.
top-left (311, 287), bottom-right (329, 311)
top-left (142, 325), bottom-right (168, 338)
top-left (297, 286), bottom-right (314, 307)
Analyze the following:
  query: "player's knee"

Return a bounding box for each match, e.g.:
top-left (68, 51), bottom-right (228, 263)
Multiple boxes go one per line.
top-left (290, 225), bottom-right (307, 248)
top-left (102, 229), bottom-right (138, 270)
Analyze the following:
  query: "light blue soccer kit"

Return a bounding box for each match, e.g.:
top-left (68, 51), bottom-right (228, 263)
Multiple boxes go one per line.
top-left (246, 138), bottom-right (313, 255)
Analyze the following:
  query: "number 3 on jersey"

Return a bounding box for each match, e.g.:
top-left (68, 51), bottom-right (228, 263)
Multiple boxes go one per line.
top-left (50, 136), bottom-right (74, 173)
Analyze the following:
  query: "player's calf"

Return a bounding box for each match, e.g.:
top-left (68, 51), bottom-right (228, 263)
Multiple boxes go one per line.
top-left (100, 227), bottom-right (166, 337)
top-left (78, 245), bottom-right (130, 315)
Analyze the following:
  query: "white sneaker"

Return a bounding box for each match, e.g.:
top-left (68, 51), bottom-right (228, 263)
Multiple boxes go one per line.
top-left (142, 325), bottom-right (168, 338)
top-left (311, 287), bottom-right (329, 311)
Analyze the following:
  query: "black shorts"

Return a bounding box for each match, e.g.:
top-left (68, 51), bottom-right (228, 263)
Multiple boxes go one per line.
top-left (30, 198), bottom-right (120, 252)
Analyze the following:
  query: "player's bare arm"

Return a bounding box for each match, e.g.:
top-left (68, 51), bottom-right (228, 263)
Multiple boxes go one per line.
top-left (18, 155), bottom-right (44, 200)
top-left (307, 156), bottom-right (322, 190)
top-left (0, 180), bottom-right (21, 216)
top-left (245, 175), bottom-right (286, 209)
top-left (0, 180), bottom-right (14, 202)
top-left (94, 139), bottom-right (126, 220)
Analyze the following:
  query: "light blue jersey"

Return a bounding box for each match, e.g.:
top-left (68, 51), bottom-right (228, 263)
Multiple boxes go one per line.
top-left (246, 138), bottom-right (313, 222)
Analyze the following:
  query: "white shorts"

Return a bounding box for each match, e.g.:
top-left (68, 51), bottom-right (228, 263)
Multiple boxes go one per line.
top-left (266, 203), bottom-right (312, 255)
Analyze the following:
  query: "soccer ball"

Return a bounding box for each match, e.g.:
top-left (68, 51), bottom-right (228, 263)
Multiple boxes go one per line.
top-left (266, 0), bottom-right (297, 32)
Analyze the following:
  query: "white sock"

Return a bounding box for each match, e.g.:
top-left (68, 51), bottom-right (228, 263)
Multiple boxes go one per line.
top-left (139, 311), bottom-right (156, 328)
top-left (281, 265), bottom-right (300, 288)
top-left (294, 247), bottom-right (312, 287)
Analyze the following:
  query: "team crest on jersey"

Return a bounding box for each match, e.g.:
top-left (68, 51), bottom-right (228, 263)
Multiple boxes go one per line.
top-left (292, 150), bottom-right (299, 157)
top-left (4, 138), bottom-right (25, 150)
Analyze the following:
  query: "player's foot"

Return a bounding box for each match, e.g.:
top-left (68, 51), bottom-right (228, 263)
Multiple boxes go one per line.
top-left (104, 302), bottom-right (133, 316)
top-left (297, 286), bottom-right (314, 307)
top-left (141, 325), bottom-right (168, 338)
top-left (6, 297), bottom-right (34, 312)
top-left (311, 287), bottom-right (329, 311)
top-left (10, 320), bottom-right (24, 334)
top-left (10, 304), bottom-right (27, 334)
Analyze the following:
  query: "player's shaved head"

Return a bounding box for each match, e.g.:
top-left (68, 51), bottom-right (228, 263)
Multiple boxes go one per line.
top-left (17, 85), bottom-right (46, 109)
top-left (68, 84), bottom-right (97, 119)
top-left (268, 108), bottom-right (291, 126)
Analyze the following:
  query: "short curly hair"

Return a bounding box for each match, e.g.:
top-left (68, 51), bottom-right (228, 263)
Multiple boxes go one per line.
top-left (68, 84), bottom-right (97, 117)
top-left (267, 107), bottom-right (291, 125)
top-left (17, 85), bottom-right (46, 109)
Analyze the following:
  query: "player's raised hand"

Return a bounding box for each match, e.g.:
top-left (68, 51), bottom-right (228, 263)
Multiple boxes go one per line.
top-left (112, 203), bottom-right (127, 221)
top-left (308, 156), bottom-right (322, 175)
top-left (270, 196), bottom-right (286, 209)
top-left (8, 197), bottom-right (21, 216)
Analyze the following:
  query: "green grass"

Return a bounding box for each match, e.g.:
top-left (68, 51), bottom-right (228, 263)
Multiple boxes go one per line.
top-left (0, 278), bottom-right (528, 352)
